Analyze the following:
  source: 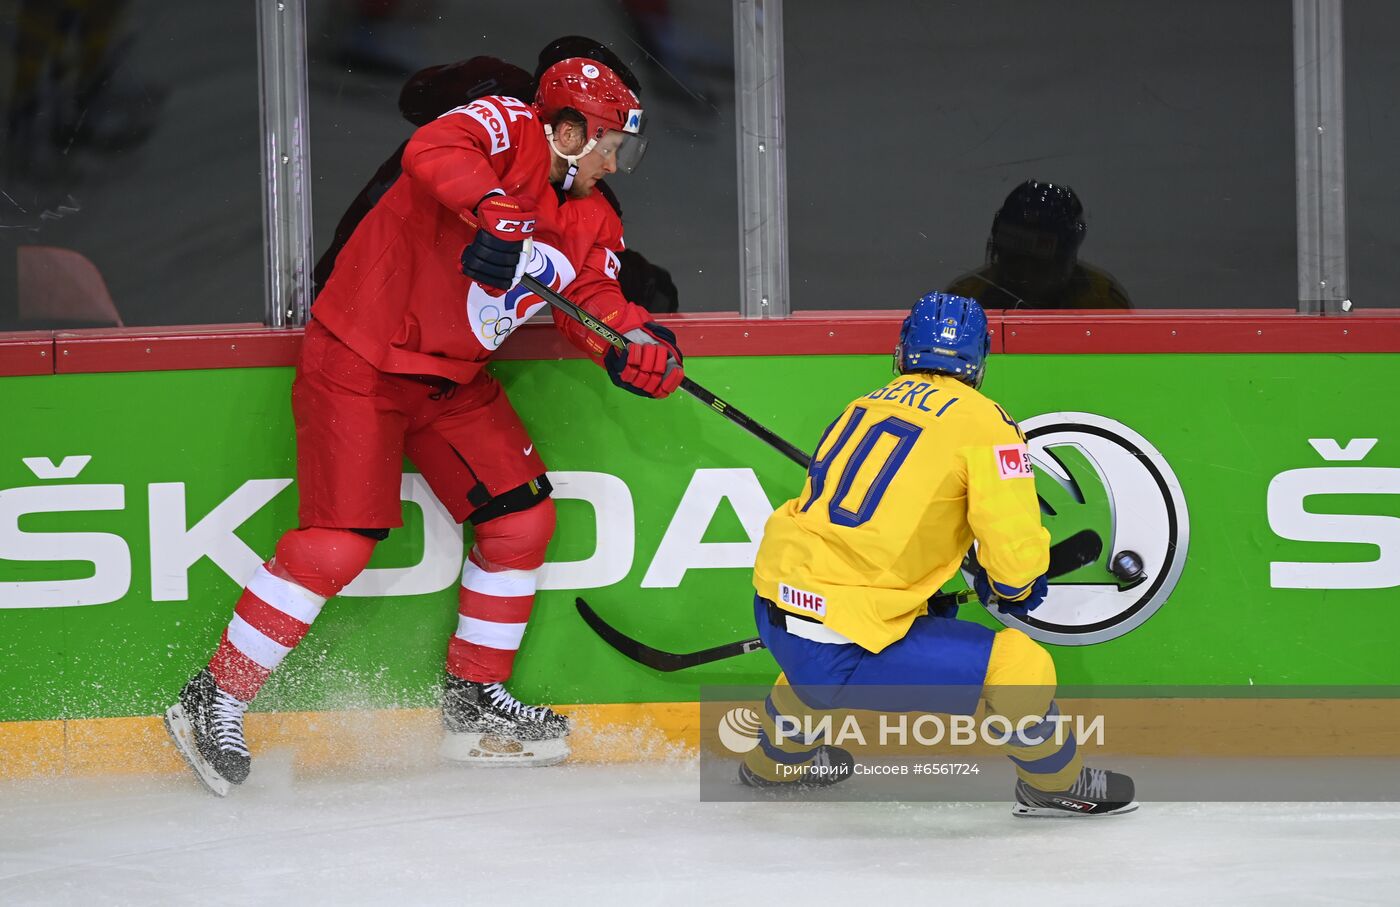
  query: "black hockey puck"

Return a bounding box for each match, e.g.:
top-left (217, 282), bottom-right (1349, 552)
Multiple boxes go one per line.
top-left (1109, 550), bottom-right (1145, 583)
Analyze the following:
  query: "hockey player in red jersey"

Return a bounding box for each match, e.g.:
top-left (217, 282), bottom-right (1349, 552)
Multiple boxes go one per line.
top-left (164, 58), bottom-right (683, 796)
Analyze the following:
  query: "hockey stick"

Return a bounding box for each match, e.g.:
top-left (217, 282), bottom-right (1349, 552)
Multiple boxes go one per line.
top-left (578, 528), bottom-right (1105, 672)
top-left (576, 590), bottom-right (978, 673)
top-left (576, 596), bottom-right (775, 673)
top-left (520, 272), bottom-right (813, 468)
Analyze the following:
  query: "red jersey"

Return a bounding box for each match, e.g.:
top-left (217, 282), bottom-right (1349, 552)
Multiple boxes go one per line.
top-left (313, 94), bottom-right (653, 383)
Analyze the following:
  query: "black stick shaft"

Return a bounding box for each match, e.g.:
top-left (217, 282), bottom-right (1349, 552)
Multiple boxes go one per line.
top-left (577, 528), bottom-right (1104, 672)
top-left (675, 378), bottom-right (812, 468)
top-left (521, 273), bottom-right (812, 468)
top-left (577, 590), bottom-right (978, 672)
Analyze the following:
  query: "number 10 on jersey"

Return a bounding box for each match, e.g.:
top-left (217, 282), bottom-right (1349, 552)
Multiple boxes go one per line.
top-left (801, 406), bottom-right (923, 528)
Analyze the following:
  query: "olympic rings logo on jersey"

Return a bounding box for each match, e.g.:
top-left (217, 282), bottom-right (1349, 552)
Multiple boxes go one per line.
top-left (967, 413), bottom-right (1191, 646)
top-left (465, 241), bottom-right (577, 349)
top-left (474, 304), bottom-right (515, 346)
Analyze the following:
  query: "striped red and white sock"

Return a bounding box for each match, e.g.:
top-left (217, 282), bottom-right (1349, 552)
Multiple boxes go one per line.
top-left (208, 562), bottom-right (328, 702)
top-left (446, 547), bottom-right (538, 683)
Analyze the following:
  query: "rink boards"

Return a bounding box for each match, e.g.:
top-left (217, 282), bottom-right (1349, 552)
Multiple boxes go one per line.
top-left (2, 319), bottom-right (1399, 775)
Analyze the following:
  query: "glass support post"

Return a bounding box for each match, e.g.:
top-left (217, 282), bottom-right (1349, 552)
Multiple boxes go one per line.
top-left (256, 0), bottom-right (314, 327)
top-left (733, 0), bottom-right (790, 318)
top-left (1294, 0), bottom-right (1350, 314)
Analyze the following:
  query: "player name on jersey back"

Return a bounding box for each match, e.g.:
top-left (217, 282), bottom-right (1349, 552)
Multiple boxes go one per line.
top-left (863, 377), bottom-right (961, 418)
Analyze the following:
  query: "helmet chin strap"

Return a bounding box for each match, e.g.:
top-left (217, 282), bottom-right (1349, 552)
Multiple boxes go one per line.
top-left (544, 124), bottom-right (598, 191)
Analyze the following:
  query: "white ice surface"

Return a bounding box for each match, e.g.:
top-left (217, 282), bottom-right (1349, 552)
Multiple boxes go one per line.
top-left (2, 760), bottom-right (1398, 906)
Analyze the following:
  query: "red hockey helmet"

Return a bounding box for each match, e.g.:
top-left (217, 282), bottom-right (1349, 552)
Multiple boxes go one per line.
top-left (534, 57), bottom-right (647, 174)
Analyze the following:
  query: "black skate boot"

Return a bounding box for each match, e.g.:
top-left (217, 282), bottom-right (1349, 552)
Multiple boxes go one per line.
top-left (163, 669), bottom-right (251, 797)
top-left (439, 674), bottom-right (571, 767)
top-left (738, 745), bottom-right (855, 790)
top-left (1013, 766), bottom-right (1138, 817)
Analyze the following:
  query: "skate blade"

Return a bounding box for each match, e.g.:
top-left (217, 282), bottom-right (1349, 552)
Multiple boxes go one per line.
top-left (440, 731), bottom-right (569, 767)
top-left (163, 703), bottom-right (231, 797)
top-left (1012, 799), bottom-right (1139, 818)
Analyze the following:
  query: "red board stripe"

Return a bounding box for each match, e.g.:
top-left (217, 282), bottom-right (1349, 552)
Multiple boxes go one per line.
top-left (1000, 310), bottom-right (1400, 354)
top-left (0, 309), bottom-right (1394, 378)
top-left (53, 324), bottom-right (303, 374)
top-left (0, 332), bottom-right (56, 375)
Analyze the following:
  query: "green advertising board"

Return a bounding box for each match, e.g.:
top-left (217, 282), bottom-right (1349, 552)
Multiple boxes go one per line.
top-left (2, 352), bottom-right (1399, 722)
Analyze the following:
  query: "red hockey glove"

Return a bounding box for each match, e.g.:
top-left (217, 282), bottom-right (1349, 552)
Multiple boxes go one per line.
top-left (605, 322), bottom-right (684, 398)
top-left (475, 194), bottom-right (537, 241)
top-left (461, 194), bottom-right (536, 293)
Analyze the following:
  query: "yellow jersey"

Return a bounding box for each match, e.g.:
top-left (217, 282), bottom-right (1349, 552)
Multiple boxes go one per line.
top-left (752, 373), bottom-right (1050, 653)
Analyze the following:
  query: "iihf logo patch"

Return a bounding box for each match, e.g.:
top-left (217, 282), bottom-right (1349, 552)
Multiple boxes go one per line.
top-left (779, 583), bottom-right (826, 617)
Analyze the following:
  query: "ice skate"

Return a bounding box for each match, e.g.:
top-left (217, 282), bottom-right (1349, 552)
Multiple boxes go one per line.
top-left (163, 669), bottom-right (251, 797)
top-left (439, 675), bottom-right (571, 767)
top-left (1013, 766), bottom-right (1138, 817)
top-left (738, 745), bottom-right (855, 790)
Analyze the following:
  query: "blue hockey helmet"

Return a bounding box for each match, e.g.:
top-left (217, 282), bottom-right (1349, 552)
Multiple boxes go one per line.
top-left (894, 292), bottom-right (990, 388)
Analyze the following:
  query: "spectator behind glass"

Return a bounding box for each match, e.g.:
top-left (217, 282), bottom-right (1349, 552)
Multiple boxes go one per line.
top-left (945, 180), bottom-right (1132, 311)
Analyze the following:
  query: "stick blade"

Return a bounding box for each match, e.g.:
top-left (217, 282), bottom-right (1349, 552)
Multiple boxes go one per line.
top-left (575, 597), bottom-right (690, 672)
top-left (1048, 528), bottom-right (1104, 576)
top-left (576, 597), bottom-right (768, 672)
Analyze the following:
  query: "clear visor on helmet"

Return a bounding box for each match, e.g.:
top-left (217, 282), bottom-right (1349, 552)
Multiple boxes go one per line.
top-left (592, 128), bottom-right (649, 174)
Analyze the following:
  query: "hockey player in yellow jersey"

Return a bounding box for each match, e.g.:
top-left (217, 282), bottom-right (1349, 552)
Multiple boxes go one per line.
top-left (742, 292), bottom-right (1137, 817)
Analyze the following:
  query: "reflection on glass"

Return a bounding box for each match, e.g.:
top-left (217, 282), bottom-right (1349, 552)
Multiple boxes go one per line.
top-left (786, 2), bottom-right (1294, 311)
top-left (946, 181), bottom-right (1132, 311)
top-left (1, 0), bottom-right (261, 330)
top-left (1344, 0), bottom-right (1400, 310)
top-left (307, 1), bottom-right (737, 313)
